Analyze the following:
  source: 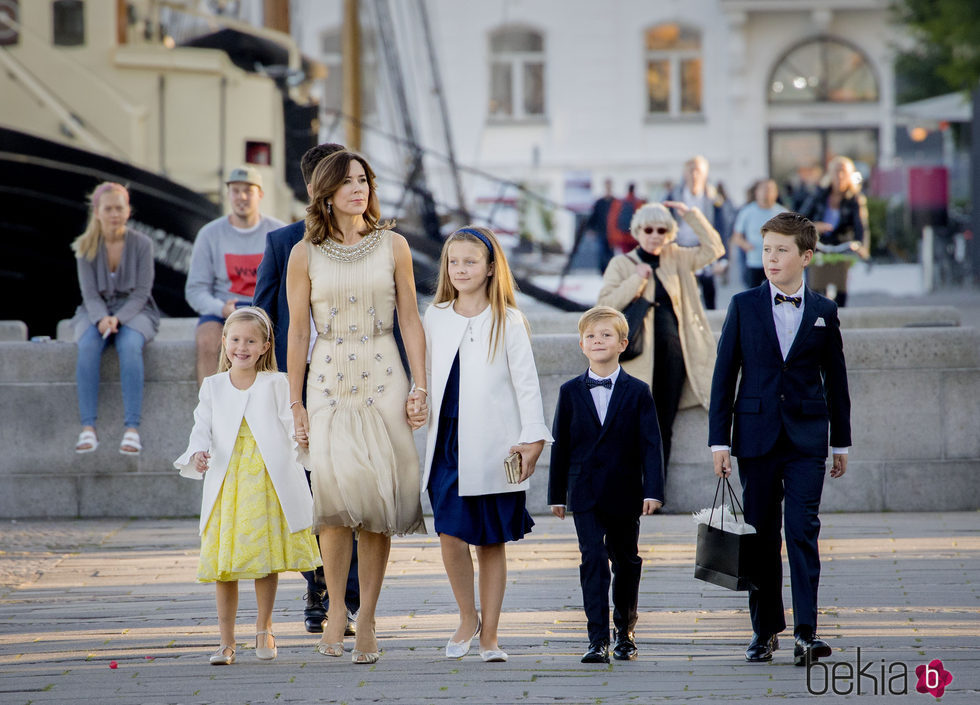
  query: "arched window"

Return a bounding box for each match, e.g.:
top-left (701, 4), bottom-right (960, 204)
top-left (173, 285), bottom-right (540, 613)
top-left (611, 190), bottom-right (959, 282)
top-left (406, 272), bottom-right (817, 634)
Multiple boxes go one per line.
top-left (768, 37), bottom-right (878, 104)
top-left (645, 23), bottom-right (702, 116)
top-left (489, 26), bottom-right (545, 120)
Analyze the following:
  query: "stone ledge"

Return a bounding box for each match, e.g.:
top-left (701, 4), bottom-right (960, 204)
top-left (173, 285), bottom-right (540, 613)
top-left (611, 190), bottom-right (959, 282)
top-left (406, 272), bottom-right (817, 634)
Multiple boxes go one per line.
top-left (2, 323), bottom-right (978, 517)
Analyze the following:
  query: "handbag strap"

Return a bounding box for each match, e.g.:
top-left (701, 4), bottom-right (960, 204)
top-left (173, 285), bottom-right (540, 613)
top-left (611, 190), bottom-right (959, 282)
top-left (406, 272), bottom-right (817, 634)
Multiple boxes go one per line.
top-left (709, 474), bottom-right (745, 530)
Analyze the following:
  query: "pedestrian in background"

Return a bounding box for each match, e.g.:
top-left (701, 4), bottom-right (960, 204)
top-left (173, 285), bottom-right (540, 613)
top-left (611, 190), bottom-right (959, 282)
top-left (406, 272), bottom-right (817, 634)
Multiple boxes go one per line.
top-left (186, 166), bottom-right (284, 385)
top-left (798, 156), bottom-right (870, 307)
top-left (666, 156), bottom-right (731, 309)
top-left (70, 182), bottom-right (159, 456)
top-left (597, 201), bottom-right (724, 476)
top-left (731, 179), bottom-right (787, 289)
top-left (252, 142), bottom-right (361, 639)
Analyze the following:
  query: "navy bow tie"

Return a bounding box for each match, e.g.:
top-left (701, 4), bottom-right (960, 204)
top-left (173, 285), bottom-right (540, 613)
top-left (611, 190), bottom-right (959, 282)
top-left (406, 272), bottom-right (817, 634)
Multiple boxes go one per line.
top-left (774, 293), bottom-right (802, 308)
top-left (585, 377), bottom-right (612, 390)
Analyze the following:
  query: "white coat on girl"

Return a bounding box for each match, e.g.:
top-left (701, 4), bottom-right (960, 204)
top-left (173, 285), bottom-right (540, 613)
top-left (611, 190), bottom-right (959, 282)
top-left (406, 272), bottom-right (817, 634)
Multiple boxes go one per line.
top-left (421, 303), bottom-right (553, 497)
top-left (175, 371), bottom-right (313, 534)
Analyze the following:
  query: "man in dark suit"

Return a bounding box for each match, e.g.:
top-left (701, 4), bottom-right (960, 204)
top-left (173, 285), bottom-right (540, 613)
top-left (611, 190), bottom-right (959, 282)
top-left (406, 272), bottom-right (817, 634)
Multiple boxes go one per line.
top-left (549, 306), bottom-right (665, 664)
top-left (708, 211), bottom-right (851, 666)
top-left (253, 142), bottom-right (362, 635)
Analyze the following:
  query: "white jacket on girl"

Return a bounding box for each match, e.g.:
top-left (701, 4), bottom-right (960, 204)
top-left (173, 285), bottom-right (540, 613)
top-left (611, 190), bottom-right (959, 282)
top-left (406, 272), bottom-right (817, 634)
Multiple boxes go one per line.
top-left (422, 303), bottom-right (553, 497)
top-left (175, 371), bottom-right (313, 534)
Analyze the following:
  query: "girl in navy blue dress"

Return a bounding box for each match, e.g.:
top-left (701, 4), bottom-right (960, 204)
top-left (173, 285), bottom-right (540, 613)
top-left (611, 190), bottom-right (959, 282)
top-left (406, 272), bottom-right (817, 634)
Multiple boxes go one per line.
top-left (416, 226), bottom-right (552, 663)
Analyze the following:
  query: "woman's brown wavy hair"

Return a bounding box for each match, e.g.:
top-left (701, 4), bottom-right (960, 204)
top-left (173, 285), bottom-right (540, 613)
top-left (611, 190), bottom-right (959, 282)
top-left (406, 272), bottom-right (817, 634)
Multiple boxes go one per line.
top-left (304, 150), bottom-right (392, 244)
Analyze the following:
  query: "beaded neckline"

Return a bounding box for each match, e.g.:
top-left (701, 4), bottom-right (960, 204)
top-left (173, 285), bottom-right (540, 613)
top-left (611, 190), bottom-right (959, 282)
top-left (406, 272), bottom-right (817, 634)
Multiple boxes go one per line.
top-left (316, 229), bottom-right (386, 262)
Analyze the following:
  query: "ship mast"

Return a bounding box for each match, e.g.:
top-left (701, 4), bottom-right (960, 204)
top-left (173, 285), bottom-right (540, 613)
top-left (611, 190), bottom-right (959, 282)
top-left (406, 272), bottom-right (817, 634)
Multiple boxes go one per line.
top-left (342, 0), bottom-right (362, 150)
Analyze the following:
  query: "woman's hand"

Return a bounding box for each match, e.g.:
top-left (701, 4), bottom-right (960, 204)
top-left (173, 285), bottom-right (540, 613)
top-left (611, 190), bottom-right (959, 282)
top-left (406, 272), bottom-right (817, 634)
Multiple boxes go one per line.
top-left (291, 405), bottom-right (310, 449)
top-left (97, 316), bottom-right (119, 336)
top-left (635, 262), bottom-right (653, 279)
top-left (405, 391), bottom-right (428, 429)
top-left (191, 450), bottom-right (210, 474)
top-left (662, 200), bottom-right (688, 216)
top-left (814, 221), bottom-right (834, 234)
top-left (509, 440), bottom-right (545, 482)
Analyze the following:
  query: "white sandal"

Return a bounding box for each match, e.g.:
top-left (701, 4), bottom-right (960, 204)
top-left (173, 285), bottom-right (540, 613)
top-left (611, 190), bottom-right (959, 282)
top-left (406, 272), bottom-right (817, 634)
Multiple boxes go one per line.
top-left (119, 430), bottom-right (142, 456)
top-left (75, 430), bottom-right (98, 454)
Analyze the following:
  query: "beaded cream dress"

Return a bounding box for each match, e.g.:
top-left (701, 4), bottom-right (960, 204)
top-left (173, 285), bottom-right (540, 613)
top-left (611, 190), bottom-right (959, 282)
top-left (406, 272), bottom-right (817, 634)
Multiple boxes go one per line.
top-left (305, 230), bottom-right (425, 536)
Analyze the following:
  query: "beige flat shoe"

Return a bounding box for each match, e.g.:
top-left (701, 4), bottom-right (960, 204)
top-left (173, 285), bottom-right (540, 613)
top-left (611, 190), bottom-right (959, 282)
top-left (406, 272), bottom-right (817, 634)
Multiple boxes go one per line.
top-left (315, 641), bottom-right (344, 657)
top-left (209, 645), bottom-right (235, 665)
top-left (351, 649), bottom-right (380, 664)
top-left (255, 630), bottom-right (277, 660)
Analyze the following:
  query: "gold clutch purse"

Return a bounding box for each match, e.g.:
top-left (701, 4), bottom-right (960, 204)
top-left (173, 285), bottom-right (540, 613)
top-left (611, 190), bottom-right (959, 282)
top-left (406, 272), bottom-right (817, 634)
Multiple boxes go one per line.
top-left (504, 452), bottom-right (523, 484)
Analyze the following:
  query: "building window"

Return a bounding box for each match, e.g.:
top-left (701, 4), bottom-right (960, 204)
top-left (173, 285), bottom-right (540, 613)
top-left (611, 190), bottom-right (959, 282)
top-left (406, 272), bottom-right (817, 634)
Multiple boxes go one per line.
top-left (645, 23), bottom-right (702, 116)
top-left (768, 37), bottom-right (878, 104)
top-left (52, 0), bottom-right (84, 47)
top-left (319, 28), bottom-right (377, 118)
top-left (488, 26), bottom-right (545, 120)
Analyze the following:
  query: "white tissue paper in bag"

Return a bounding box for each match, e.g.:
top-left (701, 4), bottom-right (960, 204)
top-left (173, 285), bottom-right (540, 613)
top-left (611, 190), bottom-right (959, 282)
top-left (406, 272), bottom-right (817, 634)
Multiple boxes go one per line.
top-left (692, 505), bottom-right (757, 535)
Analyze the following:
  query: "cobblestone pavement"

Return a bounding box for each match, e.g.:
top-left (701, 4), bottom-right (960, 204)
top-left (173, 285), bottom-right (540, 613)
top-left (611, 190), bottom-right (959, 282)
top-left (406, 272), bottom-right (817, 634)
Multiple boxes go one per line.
top-left (1, 513), bottom-right (978, 704)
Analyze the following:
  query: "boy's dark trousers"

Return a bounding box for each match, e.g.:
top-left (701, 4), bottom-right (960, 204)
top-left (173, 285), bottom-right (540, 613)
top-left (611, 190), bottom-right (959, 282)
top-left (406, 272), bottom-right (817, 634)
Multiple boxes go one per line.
top-left (573, 508), bottom-right (642, 646)
top-left (737, 430), bottom-right (825, 637)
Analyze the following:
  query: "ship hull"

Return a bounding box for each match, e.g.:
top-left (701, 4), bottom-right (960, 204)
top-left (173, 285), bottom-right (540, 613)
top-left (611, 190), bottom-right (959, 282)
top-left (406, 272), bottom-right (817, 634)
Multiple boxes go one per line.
top-left (0, 127), bottom-right (221, 336)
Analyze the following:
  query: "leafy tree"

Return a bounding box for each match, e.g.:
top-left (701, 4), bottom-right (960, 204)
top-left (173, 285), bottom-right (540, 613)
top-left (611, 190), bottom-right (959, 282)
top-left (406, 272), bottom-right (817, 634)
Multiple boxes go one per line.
top-left (894, 0), bottom-right (980, 99)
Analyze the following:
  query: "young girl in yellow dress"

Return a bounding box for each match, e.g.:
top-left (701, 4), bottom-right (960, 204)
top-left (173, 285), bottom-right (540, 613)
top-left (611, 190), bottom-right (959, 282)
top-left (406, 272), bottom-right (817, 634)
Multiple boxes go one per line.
top-left (175, 307), bottom-right (320, 665)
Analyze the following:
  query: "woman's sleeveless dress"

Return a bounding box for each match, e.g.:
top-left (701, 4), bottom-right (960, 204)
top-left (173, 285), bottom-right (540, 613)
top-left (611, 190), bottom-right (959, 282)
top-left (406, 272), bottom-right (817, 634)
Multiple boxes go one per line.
top-left (305, 230), bottom-right (425, 536)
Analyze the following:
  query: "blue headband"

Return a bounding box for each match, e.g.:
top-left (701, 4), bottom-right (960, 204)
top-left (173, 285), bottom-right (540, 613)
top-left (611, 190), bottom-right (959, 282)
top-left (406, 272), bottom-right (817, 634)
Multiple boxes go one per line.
top-left (456, 228), bottom-right (494, 261)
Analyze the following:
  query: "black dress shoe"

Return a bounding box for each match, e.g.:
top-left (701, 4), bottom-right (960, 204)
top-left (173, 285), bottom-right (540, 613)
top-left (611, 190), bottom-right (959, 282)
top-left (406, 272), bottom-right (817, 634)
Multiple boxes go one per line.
top-left (612, 631), bottom-right (638, 661)
top-left (581, 641), bottom-right (610, 664)
top-left (793, 632), bottom-right (832, 666)
top-left (303, 590), bottom-right (326, 633)
top-left (744, 633), bottom-right (779, 662)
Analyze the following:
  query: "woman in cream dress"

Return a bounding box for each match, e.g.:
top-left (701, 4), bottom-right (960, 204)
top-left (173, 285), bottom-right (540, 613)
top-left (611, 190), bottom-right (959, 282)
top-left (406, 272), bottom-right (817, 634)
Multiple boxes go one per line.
top-left (286, 151), bottom-right (426, 664)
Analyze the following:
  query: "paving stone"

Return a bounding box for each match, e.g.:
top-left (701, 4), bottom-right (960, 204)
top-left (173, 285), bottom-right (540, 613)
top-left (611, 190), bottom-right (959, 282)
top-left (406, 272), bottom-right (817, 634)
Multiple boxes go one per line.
top-left (0, 513), bottom-right (978, 704)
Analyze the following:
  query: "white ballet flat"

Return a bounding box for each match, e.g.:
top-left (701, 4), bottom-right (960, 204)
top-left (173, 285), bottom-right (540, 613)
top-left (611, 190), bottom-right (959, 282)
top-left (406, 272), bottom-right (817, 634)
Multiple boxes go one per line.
top-left (445, 617), bottom-right (481, 659)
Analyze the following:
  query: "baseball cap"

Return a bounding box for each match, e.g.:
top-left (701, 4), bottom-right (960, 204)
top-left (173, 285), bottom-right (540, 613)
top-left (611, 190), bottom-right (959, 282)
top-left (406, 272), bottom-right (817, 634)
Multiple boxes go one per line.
top-left (225, 165), bottom-right (263, 189)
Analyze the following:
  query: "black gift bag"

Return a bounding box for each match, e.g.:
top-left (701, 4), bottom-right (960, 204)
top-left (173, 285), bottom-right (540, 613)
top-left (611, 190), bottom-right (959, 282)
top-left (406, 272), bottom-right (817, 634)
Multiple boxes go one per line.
top-left (694, 476), bottom-right (758, 591)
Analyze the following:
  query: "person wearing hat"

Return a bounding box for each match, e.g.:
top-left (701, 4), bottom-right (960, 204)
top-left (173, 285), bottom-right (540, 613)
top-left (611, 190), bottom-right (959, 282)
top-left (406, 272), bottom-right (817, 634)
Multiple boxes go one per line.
top-left (185, 166), bottom-right (285, 385)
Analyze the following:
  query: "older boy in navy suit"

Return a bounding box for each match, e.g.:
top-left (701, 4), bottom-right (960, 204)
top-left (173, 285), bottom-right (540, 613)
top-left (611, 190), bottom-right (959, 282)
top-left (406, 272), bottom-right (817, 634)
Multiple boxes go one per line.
top-left (549, 306), bottom-right (665, 664)
top-left (709, 212), bottom-right (851, 666)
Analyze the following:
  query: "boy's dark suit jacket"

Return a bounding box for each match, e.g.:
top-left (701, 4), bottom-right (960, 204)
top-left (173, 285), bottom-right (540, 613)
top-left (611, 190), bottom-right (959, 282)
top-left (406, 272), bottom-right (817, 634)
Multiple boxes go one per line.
top-left (253, 220), bottom-right (305, 371)
top-left (708, 283), bottom-right (851, 458)
top-left (548, 370), bottom-right (665, 514)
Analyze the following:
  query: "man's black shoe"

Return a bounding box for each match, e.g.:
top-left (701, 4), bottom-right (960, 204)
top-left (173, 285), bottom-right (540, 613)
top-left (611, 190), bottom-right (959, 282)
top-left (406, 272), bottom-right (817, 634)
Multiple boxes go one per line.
top-left (303, 590), bottom-right (326, 633)
top-left (745, 633), bottom-right (778, 662)
top-left (581, 641), bottom-right (610, 664)
top-left (612, 630), bottom-right (638, 661)
top-left (793, 632), bottom-right (831, 666)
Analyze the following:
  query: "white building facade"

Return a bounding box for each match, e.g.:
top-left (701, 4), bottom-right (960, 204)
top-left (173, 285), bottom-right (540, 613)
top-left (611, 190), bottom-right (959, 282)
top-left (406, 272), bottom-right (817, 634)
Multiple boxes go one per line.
top-left (286, 0), bottom-right (900, 247)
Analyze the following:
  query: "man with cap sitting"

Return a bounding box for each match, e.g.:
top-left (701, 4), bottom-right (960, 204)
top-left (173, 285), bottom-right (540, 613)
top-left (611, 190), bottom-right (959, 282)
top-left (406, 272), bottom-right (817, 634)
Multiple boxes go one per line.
top-left (185, 166), bottom-right (286, 385)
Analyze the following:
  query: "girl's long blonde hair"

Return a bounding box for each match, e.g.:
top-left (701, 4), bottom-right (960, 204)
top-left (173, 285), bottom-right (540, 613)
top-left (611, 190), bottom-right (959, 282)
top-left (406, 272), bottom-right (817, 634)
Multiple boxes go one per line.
top-left (217, 307), bottom-right (278, 373)
top-left (71, 182), bottom-right (129, 261)
top-left (433, 226), bottom-right (527, 360)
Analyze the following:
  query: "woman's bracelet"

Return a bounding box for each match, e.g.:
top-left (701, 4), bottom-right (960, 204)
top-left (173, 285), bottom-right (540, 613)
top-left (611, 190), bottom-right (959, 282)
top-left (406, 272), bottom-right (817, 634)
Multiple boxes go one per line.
top-left (413, 387), bottom-right (427, 396)
top-left (289, 400), bottom-right (303, 409)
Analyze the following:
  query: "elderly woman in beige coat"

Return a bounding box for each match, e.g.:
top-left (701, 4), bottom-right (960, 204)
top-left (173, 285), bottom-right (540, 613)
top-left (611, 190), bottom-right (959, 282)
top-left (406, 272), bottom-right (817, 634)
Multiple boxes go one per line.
top-left (597, 201), bottom-right (724, 474)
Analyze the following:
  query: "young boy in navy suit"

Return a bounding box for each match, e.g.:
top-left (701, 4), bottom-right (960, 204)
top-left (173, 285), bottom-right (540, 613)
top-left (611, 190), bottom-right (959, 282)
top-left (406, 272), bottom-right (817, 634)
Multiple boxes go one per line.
top-left (709, 212), bottom-right (851, 666)
top-left (549, 306), bottom-right (665, 664)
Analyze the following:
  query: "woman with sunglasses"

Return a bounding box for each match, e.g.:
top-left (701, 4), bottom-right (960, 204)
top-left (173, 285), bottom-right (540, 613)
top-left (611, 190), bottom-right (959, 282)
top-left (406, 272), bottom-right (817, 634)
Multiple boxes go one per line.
top-left (597, 201), bottom-right (725, 475)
